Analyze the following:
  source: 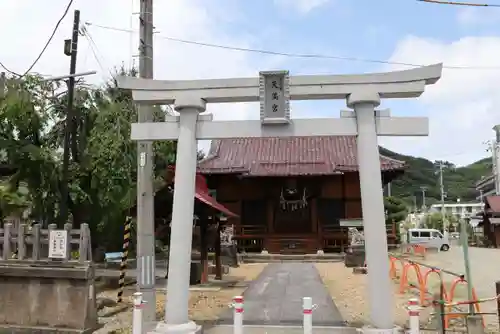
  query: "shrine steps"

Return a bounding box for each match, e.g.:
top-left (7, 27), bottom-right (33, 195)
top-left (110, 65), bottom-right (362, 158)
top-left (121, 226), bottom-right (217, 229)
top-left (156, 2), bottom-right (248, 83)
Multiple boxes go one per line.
top-left (239, 252), bottom-right (344, 263)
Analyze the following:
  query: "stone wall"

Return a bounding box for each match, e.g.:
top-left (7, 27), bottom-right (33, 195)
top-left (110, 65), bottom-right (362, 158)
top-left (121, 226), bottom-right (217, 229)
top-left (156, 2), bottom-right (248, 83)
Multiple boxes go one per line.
top-left (0, 260), bottom-right (97, 333)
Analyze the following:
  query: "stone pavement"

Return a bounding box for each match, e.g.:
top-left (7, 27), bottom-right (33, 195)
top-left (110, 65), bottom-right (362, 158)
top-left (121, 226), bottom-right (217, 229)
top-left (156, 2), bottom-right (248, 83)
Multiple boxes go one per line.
top-left (204, 325), bottom-right (358, 334)
top-left (217, 263), bottom-right (344, 327)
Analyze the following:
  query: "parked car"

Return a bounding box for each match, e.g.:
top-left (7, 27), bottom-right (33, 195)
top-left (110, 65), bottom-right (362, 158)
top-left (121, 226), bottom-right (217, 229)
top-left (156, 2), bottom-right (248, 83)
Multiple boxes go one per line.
top-left (407, 228), bottom-right (450, 251)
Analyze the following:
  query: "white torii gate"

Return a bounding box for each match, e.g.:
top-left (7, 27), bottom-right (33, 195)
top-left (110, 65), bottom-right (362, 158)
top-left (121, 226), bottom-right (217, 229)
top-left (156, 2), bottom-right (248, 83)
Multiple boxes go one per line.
top-left (118, 64), bottom-right (443, 334)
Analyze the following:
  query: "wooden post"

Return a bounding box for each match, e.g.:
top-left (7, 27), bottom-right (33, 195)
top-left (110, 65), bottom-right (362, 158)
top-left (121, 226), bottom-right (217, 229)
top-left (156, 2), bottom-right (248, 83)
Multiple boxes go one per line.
top-left (48, 223), bottom-right (56, 260)
top-left (32, 224), bottom-right (41, 260)
top-left (79, 223), bottom-right (90, 263)
top-left (214, 223), bottom-right (222, 280)
top-left (200, 218), bottom-right (208, 284)
top-left (17, 224), bottom-right (26, 260)
top-left (64, 223), bottom-right (72, 261)
top-left (264, 199), bottom-right (274, 251)
top-left (2, 223), bottom-right (12, 260)
top-left (311, 198), bottom-right (320, 251)
top-left (86, 224), bottom-right (93, 262)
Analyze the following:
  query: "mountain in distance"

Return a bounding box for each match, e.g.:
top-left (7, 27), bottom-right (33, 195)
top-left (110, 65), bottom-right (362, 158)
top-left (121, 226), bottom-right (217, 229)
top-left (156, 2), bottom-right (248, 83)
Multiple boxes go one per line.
top-left (380, 147), bottom-right (492, 206)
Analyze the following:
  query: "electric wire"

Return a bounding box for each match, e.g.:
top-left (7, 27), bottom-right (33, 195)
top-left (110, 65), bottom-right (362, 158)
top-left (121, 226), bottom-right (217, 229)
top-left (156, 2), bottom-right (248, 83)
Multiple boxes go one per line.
top-left (80, 26), bottom-right (114, 79)
top-left (84, 21), bottom-right (500, 71)
top-left (0, 0), bottom-right (74, 78)
top-left (417, 0), bottom-right (500, 7)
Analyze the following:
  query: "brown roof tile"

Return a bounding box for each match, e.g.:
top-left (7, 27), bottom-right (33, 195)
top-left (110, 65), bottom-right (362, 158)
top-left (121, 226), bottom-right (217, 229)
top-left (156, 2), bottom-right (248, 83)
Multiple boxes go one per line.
top-left (198, 136), bottom-right (405, 176)
top-left (485, 195), bottom-right (500, 213)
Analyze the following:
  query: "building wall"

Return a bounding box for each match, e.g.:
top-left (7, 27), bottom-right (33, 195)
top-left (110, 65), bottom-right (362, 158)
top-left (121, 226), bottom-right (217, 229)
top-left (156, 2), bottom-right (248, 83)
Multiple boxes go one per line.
top-left (476, 174), bottom-right (496, 200)
top-left (430, 203), bottom-right (483, 219)
top-left (212, 173), bottom-right (363, 231)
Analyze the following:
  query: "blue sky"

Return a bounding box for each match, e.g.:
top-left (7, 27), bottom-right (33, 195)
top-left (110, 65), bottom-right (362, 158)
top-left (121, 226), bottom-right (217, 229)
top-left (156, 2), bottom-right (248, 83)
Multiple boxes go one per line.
top-left (1, 0), bottom-right (500, 166)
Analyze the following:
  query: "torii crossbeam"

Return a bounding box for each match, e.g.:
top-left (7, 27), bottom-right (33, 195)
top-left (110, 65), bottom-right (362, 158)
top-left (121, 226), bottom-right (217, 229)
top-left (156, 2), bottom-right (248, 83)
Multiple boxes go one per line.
top-left (118, 63), bottom-right (443, 334)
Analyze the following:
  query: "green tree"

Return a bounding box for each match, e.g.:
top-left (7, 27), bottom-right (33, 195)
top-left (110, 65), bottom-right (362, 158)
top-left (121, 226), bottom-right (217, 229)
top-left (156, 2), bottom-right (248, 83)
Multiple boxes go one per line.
top-left (384, 196), bottom-right (408, 224)
top-left (424, 212), bottom-right (458, 231)
top-left (0, 68), bottom-right (177, 251)
top-left (0, 74), bottom-right (61, 225)
top-left (0, 183), bottom-right (29, 221)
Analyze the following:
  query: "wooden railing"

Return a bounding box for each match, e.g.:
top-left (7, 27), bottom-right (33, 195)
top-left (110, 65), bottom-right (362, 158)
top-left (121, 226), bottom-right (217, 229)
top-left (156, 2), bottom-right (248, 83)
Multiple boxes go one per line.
top-left (266, 236), bottom-right (318, 254)
top-left (239, 225), bottom-right (267, 236)
top-left (321, 224), bottom-right (348, 253)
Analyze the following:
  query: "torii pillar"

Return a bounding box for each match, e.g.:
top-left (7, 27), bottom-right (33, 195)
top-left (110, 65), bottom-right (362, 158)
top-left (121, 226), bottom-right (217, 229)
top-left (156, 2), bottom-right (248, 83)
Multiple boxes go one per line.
top-left (118, 64), bottom-right (443, 333)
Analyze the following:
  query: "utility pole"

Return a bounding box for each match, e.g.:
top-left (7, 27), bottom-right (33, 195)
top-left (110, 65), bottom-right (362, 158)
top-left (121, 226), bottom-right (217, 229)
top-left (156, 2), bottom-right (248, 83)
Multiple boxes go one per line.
top-left (0, 72), bottom-right (5, 98)
top-left (420, 186), bottom-right (427, 210)
top-left (493, 125), bottom-right (500, 195)
top-left (60, 9), bottom-right (80, 226)
top-left (387, 182), bottom-right (392, 197)
top-left (136, 0), bottom-right (156, 324)
top-left (438, 162), bottom-right (447, 233)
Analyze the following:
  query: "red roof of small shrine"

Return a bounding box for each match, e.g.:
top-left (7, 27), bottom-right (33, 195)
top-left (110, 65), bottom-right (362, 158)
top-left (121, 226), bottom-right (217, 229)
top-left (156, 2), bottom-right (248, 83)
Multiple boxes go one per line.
top-left (198, 136), bottom-right (405, 177)
top-left (165, 166), bottom-right (237, 217)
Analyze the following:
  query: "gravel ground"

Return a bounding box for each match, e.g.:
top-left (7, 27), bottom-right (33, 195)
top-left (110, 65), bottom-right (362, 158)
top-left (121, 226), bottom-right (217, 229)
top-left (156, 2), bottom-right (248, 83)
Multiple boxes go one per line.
top-left (317, 249), bottom-right (499, 334)
top-left (315, 262), bottom-right (420, 328)
top-left (94, 263), bottom-right (267, 333)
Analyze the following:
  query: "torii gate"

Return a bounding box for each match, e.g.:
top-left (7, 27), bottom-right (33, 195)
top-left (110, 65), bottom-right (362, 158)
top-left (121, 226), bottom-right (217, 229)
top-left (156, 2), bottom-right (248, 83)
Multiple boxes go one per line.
top-left (118, 64), bottom-right (442, 334)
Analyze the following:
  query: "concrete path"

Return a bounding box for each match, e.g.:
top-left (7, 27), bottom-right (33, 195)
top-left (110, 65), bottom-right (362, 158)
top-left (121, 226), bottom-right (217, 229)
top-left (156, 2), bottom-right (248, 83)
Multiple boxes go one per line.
top-left (217, 263), bottom-right (344, 326)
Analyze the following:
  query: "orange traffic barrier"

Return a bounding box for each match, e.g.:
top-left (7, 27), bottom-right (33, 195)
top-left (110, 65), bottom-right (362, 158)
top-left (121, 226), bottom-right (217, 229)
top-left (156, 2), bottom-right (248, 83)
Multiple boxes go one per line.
top-left (389, 256), bottom-right (483, 329)
top-left (444, 277), bottom-right (482, 328)
top-left (401, 244), bottom-right (427, 258)
top-left (412, 245), bottom-right (427, 257)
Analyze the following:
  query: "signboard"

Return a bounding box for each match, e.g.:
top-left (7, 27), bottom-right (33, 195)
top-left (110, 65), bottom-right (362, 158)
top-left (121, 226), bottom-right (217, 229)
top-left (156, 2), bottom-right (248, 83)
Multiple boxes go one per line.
top-left (259, 70), bottom-right (290, 124)
top-left (339, 219), bottom-right (363, 227)
top-left (48, 230), bottom-right (68, 259)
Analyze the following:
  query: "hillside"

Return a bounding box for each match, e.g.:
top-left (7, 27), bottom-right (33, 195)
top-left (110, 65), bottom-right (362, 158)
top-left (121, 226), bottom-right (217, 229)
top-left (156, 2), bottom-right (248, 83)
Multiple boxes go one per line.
top-left (380, 147), bottom-right (492, 206)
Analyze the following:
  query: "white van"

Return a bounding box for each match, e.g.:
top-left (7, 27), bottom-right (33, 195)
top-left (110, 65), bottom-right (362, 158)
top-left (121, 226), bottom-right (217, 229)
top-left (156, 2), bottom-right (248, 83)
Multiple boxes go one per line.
top-left (407, 228), bottom-right (450, 251)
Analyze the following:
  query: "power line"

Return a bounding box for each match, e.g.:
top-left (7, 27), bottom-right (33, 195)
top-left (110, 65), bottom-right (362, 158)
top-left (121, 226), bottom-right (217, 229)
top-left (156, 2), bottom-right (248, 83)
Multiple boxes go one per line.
top-left (0, 0), bottom-right (74, 78)
top-left (84, 22), bottom-right (500, 71)
top-left (80, 26), bottom-right (114, 78)
top-left (417, 0), bottom-right (500, 7)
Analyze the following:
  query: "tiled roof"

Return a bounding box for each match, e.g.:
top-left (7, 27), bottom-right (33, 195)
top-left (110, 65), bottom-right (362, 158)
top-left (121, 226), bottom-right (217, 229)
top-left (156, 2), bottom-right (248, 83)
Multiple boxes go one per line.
top-left (198, 136), bottom-right (405, 176)
top-left (485, 195), bottom-right (500, 213)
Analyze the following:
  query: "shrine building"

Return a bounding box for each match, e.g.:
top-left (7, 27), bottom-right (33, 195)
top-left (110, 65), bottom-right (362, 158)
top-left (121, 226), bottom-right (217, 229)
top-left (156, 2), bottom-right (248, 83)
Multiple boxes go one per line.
top-left (198, 135), bottom-right (405, 254)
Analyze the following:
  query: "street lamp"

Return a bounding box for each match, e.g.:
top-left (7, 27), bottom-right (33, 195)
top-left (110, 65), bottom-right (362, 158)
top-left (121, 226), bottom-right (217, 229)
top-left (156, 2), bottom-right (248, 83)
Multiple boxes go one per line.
top-left (41, 71), bottom-right (97, 82)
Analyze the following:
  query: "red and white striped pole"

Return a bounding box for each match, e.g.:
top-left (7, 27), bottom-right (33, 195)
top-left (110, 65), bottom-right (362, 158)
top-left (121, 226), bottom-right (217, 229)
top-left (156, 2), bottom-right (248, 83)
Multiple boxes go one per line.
top-left (233, 295), bottom-right (244, 334)
top-left (407, 298), bottom-right (420, 334)
top-left (303, 297), bottom-right (313, 334)
top-left (132, 292), bottom-right (144, 334)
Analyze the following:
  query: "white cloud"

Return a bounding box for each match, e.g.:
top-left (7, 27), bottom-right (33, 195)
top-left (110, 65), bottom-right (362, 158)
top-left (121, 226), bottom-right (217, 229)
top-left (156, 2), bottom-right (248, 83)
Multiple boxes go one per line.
top-left (0, 0), bottom-right (288, 154)
top-left (380, 35), bottom-right (500, 166)
top-left (0, 0), bottom-right (283, 122)
top-left (273, 0), bottom-right (330, 14)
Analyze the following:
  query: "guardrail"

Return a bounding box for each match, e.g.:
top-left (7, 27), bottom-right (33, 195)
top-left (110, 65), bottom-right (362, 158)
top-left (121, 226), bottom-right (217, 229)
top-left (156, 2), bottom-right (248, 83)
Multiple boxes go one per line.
top-left (389, 254), bottom-right (486, 330)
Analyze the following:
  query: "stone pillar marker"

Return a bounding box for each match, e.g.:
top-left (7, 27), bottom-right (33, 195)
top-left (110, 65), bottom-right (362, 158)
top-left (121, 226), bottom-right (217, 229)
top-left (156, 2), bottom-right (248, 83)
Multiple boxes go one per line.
top-left (348, 90), bottom-right (393, 329)
top-left (116, 64), bottom-right (443, 333)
